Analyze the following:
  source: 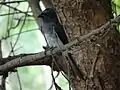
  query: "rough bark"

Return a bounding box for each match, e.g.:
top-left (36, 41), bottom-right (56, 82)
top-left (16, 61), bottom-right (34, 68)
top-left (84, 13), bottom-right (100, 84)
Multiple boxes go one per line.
top-left (0, 41), bottom-right (2, 60)
top-left (50, 0), bottom-right (120, 90)
top-left (0, 0), bottom-right (120, 90)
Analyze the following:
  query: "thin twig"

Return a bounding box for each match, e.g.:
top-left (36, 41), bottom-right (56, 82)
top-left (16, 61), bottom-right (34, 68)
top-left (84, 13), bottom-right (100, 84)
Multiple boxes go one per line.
top-left (0, 0), bottom-right (27, 4)
top-left (0, 11), bottom-right (32, 16)
top-left (1, 28), bottom-right (38, 40)
top-left (16, 70), bottom-right (22, 90)
top-left (51, 49), bottom-right (62, 90)
top-left (3, 4), bottom-right (31, 16)
top-left (8, 6), bottom-right (29, 56)
top-left (9, 40), bottom-right (22, 90)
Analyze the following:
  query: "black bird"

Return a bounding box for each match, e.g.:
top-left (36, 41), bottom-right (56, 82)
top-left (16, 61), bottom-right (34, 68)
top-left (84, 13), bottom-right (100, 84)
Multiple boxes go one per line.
top-left (38, 8), bottom-right (68, 48)
top-left (38, 8), bottom-right (84, 79)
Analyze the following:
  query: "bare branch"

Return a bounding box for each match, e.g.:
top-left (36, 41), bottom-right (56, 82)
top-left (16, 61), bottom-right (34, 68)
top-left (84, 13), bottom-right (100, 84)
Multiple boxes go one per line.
top-left (0, 11), bottom-right (32, 16)
top-left (0, 41), bottom-right (2, 60)
top-left (28, 0), bottom-right (42, 18)
top-left (1, 28), bottom-right (38, 40)
top-left (3, 4), bottom-right (31, 16)
top-left (0, 0), bottom-right (27, 4)
top-left (0, 52), bottom-right (50, 73)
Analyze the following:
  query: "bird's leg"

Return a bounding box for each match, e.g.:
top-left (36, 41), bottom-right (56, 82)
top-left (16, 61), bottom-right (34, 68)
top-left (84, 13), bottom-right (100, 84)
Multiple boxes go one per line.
top-left (43, 45), bottom-right (50, 51)
top-left (43, 45), bottom-right (57, 55)
top-left (43, 45), bottom-right (50, 55)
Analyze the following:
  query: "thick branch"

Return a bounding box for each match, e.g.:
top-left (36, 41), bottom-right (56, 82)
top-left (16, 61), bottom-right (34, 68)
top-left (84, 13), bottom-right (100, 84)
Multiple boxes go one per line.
top-left (28, 0), bottom-right (42, 18)
top-left (0, 15), bottom-right (119, 74)
top-left (0, 52), bottom-right (52, 74)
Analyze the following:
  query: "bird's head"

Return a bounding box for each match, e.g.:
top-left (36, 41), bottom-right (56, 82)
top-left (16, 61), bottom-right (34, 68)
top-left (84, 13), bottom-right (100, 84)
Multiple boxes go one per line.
top-left (38, 8), bottom-right (58, 22)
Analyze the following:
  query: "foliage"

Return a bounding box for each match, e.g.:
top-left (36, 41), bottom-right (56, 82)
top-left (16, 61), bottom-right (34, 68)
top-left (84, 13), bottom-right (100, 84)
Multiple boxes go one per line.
top-left (112, 0), bottom-right (120, 31)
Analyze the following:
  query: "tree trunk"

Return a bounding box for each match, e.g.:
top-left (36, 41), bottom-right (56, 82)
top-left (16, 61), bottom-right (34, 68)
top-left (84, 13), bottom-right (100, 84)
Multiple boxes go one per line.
top-left (50, 0), bottom-right (120, 90)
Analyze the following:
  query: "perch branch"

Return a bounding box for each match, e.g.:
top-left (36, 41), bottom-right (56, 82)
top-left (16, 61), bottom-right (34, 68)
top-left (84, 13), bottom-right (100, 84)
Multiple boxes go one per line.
top-left (0, 14), bottom-right (119, 74)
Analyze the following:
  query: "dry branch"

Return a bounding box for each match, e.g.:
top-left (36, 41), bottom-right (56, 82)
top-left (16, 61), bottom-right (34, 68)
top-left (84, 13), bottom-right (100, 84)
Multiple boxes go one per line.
top-left (0, 15), bottom-right (119, 74)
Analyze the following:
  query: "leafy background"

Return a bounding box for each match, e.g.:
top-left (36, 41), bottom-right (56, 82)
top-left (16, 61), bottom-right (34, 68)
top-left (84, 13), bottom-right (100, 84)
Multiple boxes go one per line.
top-left (0, 0), bottom-right (69, 90)
top-left (112, 0), bottom-right (120, 31)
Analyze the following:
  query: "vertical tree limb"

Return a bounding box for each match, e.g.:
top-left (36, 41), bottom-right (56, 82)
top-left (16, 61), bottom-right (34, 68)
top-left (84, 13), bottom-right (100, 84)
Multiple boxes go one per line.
top-left (0, 41), bottom-right (2, 60)
top-left (28, 0), bottom-right (42, 19)
top-left (42, 0), bottom-right (53, 8)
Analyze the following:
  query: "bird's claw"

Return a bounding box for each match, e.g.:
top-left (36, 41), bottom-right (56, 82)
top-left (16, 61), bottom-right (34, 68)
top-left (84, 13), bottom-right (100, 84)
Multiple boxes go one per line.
top-left (43, 46), bottom-right (56, 55)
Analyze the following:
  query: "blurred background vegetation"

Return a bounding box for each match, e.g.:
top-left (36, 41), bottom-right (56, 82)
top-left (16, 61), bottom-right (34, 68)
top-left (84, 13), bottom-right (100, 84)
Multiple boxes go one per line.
top-left (0, 0), bottom-right (69, 90)
top-left (0, 0), bottom-right (120, 90)
top-left (112, 0), bottom-right (120, 31)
